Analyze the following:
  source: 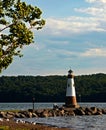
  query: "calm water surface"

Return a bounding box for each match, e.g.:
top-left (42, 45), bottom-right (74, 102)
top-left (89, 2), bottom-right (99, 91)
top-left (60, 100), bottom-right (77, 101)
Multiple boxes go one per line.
top-left (0, 102), bottom-right (106, 130)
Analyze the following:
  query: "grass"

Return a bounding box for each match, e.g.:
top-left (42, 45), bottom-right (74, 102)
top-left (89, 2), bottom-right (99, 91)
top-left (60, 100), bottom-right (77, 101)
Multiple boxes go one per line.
top-left (0, 126), bottom-right (9, 130)
top-left (0, 110), bottom-right (20, 113)
top-left (0, 126), bottom-right (30, 130)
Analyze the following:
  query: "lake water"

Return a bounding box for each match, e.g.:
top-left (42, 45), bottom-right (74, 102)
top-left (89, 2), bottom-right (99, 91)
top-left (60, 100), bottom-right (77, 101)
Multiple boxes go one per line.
top-left (0, 102), bottom-right (106, 130)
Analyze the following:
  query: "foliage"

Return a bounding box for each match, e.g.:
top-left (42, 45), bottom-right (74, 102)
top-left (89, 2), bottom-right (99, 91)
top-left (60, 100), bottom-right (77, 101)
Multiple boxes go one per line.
top-left (0, 73), bottom-right (106, 102)
top-left (0, 0), bottom-right (45, 72)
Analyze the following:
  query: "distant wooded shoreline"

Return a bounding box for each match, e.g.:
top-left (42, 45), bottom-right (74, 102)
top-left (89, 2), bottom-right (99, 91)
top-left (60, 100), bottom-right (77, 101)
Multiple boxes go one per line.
top-left (0, 73), bottom-right (106, 102)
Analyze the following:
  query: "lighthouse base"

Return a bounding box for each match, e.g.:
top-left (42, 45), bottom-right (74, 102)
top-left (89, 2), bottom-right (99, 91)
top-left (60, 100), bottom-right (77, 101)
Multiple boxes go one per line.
top-left (65, 96), bottom-right (80, 108)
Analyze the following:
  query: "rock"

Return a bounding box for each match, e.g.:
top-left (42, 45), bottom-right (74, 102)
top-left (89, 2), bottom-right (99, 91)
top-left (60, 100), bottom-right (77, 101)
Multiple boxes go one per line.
top-left (90, 107), bottom-right (103, 115)
top-left (97, 108), bottom-right (102, 112)
top-left (0, 111), bottom-right (6, 118)
top-left (102, 109), bottom-right (106, 114)
top-left (6, 114), bottom-right (14, 119)
top-left (0, 107), bottom-right (106, 119)
top-left (64, 109), bottom-right (75, 116)
top-left (15, 113), bottom-right (26, 118)
top-left (95, 111), bottom-right (102, 115)
top-left (92, 108), bottom-right (103, 115)
top-left (15, 113), bottom-right (21, 118)
top-left (67, 112), bottom-right (75, 116)
top-left (49, 109), bottom-right (56, 117)
top-left (85, 107), bottom-right (92, 115)
top-left (27, 112), bottom-right (32, 118)
top-left (82, 108), bottom-right (90, 115)
top-left (79, 107), bottom-right (86, 111)
top-left (86, 111), bottom-right (92, 115)
top-left (74, 108), bottom-right (85, 115)
top-left (41, 110), bottom-right (49, 117)
top-left (6, 111), bottom-right (15, 115)
top-left (59, 107), bottom-right (64, 111)
top-left (6, 111), bottom-right (15, 119)
top-left (32, 113), bottom-right (38, 117)
top-left (35, 109), bottom-right (44, 117)
top-left (52, 108), bottom-right (65, 117)
top-left (54, 110), bottom-right (61, 116)
top-left (20, 111), bottom-right (33, 118)
top-left (28, 109), bottom-right (33, 112)
top-left (48, 110), bottom-right (54, 117)
top-left (19, 113), bottom-right (26, 118)
top-left (60, 109), bottom-right (65, 116)
top-left (90, 107), bottom-right (97, 114)
top-left (49, 109), bottom-right (58, 117)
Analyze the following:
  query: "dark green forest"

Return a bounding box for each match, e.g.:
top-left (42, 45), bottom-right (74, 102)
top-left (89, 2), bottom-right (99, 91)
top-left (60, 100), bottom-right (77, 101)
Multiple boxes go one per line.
top-left (0, 73), bottom-right (106, 102)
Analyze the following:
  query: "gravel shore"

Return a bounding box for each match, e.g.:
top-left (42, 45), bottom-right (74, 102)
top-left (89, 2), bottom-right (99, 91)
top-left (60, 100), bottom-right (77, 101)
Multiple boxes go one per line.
top-left (0, 119), bottom-right (70, 130)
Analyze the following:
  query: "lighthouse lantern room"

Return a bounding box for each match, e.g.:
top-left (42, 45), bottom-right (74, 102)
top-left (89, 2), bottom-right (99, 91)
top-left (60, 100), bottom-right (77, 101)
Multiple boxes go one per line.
top-left (65, 69), bottom-right (79, 108)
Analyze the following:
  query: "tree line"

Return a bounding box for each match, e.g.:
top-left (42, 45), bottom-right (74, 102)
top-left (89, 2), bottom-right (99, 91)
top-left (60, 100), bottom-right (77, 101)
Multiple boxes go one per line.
top-left (0, 73), bottom-right (106, 102)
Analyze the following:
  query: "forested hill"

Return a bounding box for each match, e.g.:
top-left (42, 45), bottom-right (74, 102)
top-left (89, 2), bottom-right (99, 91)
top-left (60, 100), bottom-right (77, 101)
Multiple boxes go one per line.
top-left (0, 73), bottom-right (106, 102)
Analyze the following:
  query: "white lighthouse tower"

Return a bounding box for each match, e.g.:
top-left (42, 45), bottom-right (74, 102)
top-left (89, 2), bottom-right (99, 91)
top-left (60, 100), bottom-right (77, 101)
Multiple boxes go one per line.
top-left (65, 69), bottom-right (79, 108)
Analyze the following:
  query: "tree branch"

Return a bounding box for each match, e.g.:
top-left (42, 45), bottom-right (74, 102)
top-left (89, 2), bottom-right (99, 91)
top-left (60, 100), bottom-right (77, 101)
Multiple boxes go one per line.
top-left (0, 23), bottom-right (13, 32)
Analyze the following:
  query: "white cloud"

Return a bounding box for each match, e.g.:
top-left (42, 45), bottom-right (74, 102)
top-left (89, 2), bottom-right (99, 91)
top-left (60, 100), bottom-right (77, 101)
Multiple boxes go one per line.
top-left (43, 16), bottom-right (106, 36)
top-left (81, 48), bottom-right (106, 57)
top-left (53, 47), bottom-right (106, 58)
top-left (39, 0), bottom-right (106, 37)
top-left (75, 7), bottom-right (105, 17)
top-left (84, 0), bottom-right (106, 17)
top-left (86, 0), bottom-right (106, 3)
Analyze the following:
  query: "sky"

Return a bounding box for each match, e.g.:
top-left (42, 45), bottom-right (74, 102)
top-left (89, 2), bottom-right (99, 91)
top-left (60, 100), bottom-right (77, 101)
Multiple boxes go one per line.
top-left (1, 0), bottom-right (106, 76)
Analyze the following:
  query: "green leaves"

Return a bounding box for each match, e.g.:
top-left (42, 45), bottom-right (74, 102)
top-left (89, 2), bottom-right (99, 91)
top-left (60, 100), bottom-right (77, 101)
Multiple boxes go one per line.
top-left (0, 0), bottom-right (45, 73)
top-left (10, 22), bottom-right (33, 44)
top-left (0, 18), bottom-right (7, 25)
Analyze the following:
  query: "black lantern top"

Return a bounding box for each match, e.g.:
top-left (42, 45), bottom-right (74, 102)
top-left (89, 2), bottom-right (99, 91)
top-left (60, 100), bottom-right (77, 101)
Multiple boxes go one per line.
top-left (68, 69), bottom-right (73, 74)
top-left (68, 69), bottom-right (74, 78)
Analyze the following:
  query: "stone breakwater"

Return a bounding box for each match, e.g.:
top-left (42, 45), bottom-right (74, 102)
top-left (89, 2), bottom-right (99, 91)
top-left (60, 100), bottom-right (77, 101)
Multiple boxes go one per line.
top-left (0, 107), bottom-right (106, 119)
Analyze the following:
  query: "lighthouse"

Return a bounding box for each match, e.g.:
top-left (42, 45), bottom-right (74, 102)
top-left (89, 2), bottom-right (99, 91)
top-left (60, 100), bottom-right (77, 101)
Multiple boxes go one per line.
top-left (65, 69), bottom-right (79, 108)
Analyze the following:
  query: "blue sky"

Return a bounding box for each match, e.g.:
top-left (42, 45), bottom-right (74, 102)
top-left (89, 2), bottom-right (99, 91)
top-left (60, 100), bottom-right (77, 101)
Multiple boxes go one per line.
top-left (2, 0), bottom-right (106, 76)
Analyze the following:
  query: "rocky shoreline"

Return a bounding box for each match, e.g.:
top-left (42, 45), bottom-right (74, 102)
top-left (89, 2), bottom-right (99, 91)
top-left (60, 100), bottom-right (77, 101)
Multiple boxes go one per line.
top-left (0, 106), bottom-right (106, 130)
top-left (0, 106), bottom-right (106, 119)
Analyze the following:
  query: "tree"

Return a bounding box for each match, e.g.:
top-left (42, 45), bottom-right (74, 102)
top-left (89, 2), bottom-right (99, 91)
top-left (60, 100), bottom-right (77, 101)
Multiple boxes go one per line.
top-left (0, 0), bottom-right (45, 72)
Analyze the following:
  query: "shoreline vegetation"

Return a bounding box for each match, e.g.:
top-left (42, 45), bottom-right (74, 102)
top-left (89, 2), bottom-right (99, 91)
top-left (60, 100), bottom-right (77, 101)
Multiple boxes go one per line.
top-left (0, 106), bottom-right (106, 130)
top-left (0, 73), bottom-right (106, 102)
